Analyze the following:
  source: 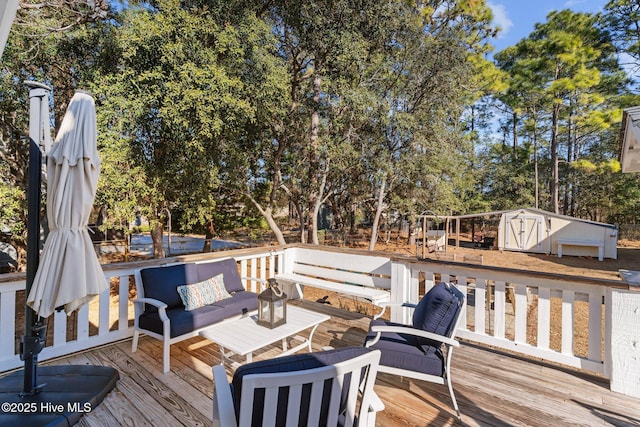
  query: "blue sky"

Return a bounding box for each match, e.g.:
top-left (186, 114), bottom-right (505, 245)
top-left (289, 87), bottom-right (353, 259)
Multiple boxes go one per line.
top-left (487, 0), bottom-right (609, 53)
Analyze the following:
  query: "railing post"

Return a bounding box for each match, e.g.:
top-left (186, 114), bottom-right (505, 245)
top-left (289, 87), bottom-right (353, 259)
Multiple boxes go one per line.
top-left (607, 287), bottom-right (640, 398)
top-left (390, 260), bottom-right (412, 323)
top-left (280, 247), bottom-right (301, 299)
top-left (282, 247), bottom-right (295, 274)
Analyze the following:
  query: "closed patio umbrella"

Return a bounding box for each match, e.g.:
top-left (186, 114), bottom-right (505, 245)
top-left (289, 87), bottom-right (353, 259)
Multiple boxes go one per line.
top-left (0, 87), bottom-right (119, 425)
top-left (27, 90), bottom-right (108, 318)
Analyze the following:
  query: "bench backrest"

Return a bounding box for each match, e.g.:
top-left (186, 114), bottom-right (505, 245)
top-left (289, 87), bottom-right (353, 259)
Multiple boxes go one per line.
top-left (286, 248), bottom-right (392, 289)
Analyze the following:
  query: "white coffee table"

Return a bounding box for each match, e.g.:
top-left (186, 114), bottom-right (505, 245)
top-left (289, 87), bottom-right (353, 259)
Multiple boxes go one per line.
top-left (199, 305), bottom-right (330, 367)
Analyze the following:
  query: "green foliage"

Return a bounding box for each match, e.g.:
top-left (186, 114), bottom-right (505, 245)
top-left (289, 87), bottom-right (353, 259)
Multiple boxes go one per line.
top-left (0, 1), bottom-right (112, 265)
top-left (0, 184), bottom-right (24, 236)
top-left (476, 142), bottom-right (536, 210)
top-left (492, 9), bottom-right (630, 216)
top-left (95, 0), bottom-right (289, 240)
top-left (2, 0), bottom-right (640, 264)
top-left (605, 0), bottom-right (640, 86)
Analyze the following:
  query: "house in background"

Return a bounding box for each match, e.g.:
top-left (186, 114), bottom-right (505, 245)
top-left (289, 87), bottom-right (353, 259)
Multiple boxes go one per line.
top-left (620, 106), bottom-right (640, 173)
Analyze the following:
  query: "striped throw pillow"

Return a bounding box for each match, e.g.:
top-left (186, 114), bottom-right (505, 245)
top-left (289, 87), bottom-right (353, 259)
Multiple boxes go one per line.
top-left (177, 273), bottom-right (232, 311)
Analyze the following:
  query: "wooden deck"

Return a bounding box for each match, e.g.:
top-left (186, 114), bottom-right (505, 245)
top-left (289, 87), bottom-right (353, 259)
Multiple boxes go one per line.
top-left (33, 300), bottom-right (640, 427)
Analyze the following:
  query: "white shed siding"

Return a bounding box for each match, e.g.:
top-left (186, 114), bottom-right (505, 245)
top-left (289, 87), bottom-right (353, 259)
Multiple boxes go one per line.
top-left (498, 208), bottom-right (617, 260)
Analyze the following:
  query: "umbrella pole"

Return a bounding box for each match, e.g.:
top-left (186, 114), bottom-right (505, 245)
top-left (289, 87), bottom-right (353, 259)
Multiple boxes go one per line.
top-left (20, 82), bottom-right (51, 396)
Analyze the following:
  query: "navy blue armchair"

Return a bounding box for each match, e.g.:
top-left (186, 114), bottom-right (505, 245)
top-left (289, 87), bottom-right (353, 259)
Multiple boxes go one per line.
top-left (364, 281), bottom-right (465, 420)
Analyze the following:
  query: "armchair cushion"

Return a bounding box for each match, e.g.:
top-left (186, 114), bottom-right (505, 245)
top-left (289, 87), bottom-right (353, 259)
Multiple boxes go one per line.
top-left (412, 282), bottom-right (464, 351)
top-left (177, 274), bottom-right (232, 311)
top-left (231, 347), bottom-right (372, 426)
top-left (366, 319), bottom-right (444, 377)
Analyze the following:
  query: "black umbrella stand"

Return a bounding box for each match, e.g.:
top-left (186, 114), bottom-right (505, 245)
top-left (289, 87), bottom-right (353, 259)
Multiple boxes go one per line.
top-left (0, 82), bottom-right (119, 427)
top-left (20, 129), bottom-right (47, 396)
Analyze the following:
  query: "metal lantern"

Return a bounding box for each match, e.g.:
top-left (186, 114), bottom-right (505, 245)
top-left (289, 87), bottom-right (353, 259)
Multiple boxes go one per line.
top-left (257, 278), bottom-right (287, 329)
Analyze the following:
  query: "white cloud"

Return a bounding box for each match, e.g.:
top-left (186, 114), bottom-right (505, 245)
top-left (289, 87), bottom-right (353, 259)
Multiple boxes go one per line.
top-left (487, 2), bottom-right (513, 39)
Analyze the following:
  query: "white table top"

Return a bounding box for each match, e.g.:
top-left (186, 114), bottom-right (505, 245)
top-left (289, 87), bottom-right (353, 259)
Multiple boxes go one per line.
top-left (199, 305), bottom-right (330, 357)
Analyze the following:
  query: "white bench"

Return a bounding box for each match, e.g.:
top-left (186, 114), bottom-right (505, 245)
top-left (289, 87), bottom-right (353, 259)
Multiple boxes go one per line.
top-left (556, 239), bottom-right (604, 261)
top-left (275, 247), bottom-right (391, 306)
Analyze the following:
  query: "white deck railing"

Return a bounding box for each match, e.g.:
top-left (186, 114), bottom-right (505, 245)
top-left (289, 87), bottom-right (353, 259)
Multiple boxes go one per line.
top-left (0, 247), bottom-right (283, 373)
top-left (390, 258), bottom-right (613, 376)
top-left (1, 244), bottom-right (636, 396)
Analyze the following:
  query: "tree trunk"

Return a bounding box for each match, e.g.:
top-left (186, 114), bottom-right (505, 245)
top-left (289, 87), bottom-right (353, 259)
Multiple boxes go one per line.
top-left (14, 243), bottom-right (26, 272)
top-left (203, 219), bottom-right (214, 252)
top-left (564, 104), bottom-right (574, 216)
top-left (513, 111), bottom-right (518, 161)
top-left (311, 201), bottom-right (321, 245)
top-left (262, 207), bottom-right (286, 245)
top-left (150, 222), bottom-right (165, 258)
top-left (297, 202), bottom-right (306, 244)
top-left (244, 192), bottom-right (287, 246)
top-left (369, 176), bottom-right (387, 251)
top-left (407, 218), bottom-right (416, 246)
top-left (306, 73), bottom-right (322, 245)
top-left (533, 109), bottom-right (539, 209)
top-left (550, 102), bottom-right (560, 214)
top-left (310, 159), bottom-right (330, 246)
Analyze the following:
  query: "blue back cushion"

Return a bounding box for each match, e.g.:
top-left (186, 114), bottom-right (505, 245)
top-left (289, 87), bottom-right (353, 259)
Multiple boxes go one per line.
top-left (412, 282), bottom-right (464, 350)
top-left (231, 347), bottom-right (371, 426)
top-left (140, 263), bottom-right (198, 310)
top-left (195, 258), bottom-right (245, 293)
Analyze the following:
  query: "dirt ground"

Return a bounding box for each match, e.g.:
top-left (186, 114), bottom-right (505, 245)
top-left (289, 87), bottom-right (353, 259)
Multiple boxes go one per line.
top-left (367, 237), bottom-right (640, 282)
top-left (98, 228), bottom-right (640, 282)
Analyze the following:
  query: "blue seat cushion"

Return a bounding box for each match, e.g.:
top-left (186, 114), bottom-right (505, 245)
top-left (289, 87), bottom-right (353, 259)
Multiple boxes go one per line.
top-left (231, 347), bottom-right (372, 426)
top-left (212, 290), bottom-right (258, 315)
top-left (138, 291), bottom-right (258, 337)
top-left (194, 258), bottom-right (245, 293)
top-left (412, 282), bottom-right (464, 350)
top-left (365, 319), bottom-right (444, 377)
top-left (140, 263), bottom-right (199, 311)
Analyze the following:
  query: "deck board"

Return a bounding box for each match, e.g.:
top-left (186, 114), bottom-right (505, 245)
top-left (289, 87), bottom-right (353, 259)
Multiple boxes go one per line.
top-left (16, 300), bottom-right (640, 427)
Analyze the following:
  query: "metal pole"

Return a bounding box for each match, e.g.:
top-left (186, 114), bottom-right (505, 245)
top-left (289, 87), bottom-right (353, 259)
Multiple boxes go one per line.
top-left (20, 81), bottom-right (51, 396)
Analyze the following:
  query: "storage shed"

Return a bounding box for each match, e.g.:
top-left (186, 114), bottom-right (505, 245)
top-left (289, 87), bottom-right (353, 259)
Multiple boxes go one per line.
top-left (497, 208), bottom-right (618, 260)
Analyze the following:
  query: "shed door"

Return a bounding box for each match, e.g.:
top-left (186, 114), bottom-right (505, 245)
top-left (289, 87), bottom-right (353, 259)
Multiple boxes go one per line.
top-left (504, 214), bottom-right (544, 252)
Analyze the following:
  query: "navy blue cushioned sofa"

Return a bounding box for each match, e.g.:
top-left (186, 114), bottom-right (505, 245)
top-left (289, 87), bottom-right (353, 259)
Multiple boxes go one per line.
top-left (131, 258), bottom-right (260, 372)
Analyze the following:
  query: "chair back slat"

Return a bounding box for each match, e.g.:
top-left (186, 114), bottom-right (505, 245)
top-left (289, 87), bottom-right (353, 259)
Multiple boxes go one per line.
top-left (261, 389), bottom-right (278, 426)
top-left (307, 380), bottom-right (327, 425)
top-left (285, 384), bottom-right (302, 426)
top-left (344, 370), bottom-right (362, 427)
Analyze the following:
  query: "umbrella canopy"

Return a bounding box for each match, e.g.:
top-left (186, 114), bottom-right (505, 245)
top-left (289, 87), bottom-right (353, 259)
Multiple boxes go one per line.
top-left (27, 91), bottom-right (108, 318)
top-left (0, 0), bottom-right (18, 60)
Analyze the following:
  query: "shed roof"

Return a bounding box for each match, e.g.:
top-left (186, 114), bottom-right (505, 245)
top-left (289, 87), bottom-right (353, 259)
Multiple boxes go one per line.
top-left (420, 208), bottom-right (616, 229)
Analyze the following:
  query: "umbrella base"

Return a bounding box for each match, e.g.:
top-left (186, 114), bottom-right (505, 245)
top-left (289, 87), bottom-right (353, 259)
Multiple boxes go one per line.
top-left (0, 365), bottom-right (119, 427)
